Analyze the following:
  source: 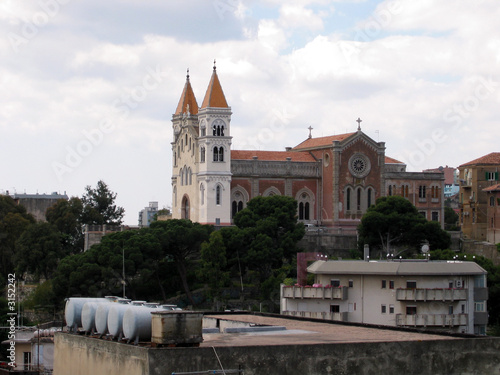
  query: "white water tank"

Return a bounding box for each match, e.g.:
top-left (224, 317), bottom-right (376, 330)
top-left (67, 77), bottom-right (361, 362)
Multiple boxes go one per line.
top-left (81, 301), bottom-right (101, 333)
top-left (65, 297), bottom-right (108, 329)
top-left (122, 305), bottom-right (159, 342)
top-left (95, 299), bottom-right (130, 335)
top-left (108, 301), bottom-right (138, 338)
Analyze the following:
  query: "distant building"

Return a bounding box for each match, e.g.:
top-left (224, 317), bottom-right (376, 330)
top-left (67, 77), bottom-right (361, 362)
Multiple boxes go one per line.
top-left (10, 192), bottom-right (68, 221)
top-left (83, 224), bottom-right (130, 251)
top-left (483, 183), bottom-right (500, 244)
top-left (424, 166), bottom-right (459, 198)
top-left (138, 201), bottom-right (158, 227)
top-left (281, 259), bottom-right (488, 335)
top-left (458, 152), bottom-right (500, 241)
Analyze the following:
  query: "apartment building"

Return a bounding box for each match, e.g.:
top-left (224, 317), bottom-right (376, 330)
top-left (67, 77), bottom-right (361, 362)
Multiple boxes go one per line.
top-left (458, 152), bottom-right (500, 241)
top-left (281, 260), bottom-right (488, 335)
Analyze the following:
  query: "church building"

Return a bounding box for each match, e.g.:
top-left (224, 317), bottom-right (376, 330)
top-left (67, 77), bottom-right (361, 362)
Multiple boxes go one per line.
top-left (171, 65), bottom-right (445, 230)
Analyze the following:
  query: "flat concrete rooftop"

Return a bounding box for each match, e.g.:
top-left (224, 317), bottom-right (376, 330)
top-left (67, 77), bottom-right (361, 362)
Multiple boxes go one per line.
top-left (201, 313), bottom-right (463, 347)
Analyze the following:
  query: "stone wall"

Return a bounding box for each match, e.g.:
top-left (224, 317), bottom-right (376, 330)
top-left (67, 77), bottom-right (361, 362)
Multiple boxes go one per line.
top-left (462, 239), bottom-right (500, 266)
top-left (298, 233), bottom-right (358, 257)
top-left (54, 333), bottom-right (500, 375)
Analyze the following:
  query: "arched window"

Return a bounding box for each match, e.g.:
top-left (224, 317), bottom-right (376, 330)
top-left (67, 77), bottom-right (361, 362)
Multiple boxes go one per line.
top-left (200, 147), bottom-right (205, 163)
top-left (346, 188), bottom-right (351, 211)
top-left (216, 185), bottom-right (221, 205)
top-left (357, 188), bottom-right (361, 211)
top-left (217, 125), bottom-right (221, 136)
top-left (220, 125), bottom-right (224, 136)
top-left (213, 147), bottom-right (219, 162)
top-left (231, 189), bottom-right (247, 219)
top-left (299, 202), bottom-right (304, 220)
top-left (188, 168), bottom-right (192, 185)
top-left (232, 201), bottom-right (237, 218)
top-left (200, 184), bottom-right (205, 206)
top-left (219, 147), bottom-right (224, 162)
top-left (185, 134), bottom-right (188, 146)
top-left (367, 188), bottom-right (372, 208)
top-left (388, 185), bottom-right (392, 196)
top-left (180, 168), bottom-right (184, 186)
top-left (213, 124), bottom-right (217, 136)
top-left (305, 202), bottom-right (310, 220)
top-left (402, 185), bottom-right (409, 198)
top-left (182, 196), bottom-right (190, 219)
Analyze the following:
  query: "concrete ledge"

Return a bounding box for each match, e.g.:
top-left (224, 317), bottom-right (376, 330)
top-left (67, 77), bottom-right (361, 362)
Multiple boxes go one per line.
top-left (224, 326), bottom-right (286, 333)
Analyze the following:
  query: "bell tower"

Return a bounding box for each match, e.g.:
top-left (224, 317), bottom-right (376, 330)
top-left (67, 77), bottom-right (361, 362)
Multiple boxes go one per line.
top-left (171, 69), bottom-right (200, 221)
top-left (197, 62), bottom-right (232, 226)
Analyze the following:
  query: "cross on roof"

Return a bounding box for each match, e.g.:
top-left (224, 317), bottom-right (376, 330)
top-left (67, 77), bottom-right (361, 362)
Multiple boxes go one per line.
top-left (356, 117), bottom-right (362, 131)
top-left (308, 125), bottom-right (313, 138)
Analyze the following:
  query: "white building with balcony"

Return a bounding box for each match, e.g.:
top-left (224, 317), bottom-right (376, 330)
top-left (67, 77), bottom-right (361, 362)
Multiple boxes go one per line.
top-left (280, 260), bottom-right (488, 335)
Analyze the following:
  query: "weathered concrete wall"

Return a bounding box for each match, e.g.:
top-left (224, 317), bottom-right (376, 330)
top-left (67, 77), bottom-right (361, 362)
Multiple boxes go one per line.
top-left (56, 333), bottom-right (500, 375)
top-left (150, 338), bottom-right (500, 375)
top-left (54, 333), bottom-right (149, 375)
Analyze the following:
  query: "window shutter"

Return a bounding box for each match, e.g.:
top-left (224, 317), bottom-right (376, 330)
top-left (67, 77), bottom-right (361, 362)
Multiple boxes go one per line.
top-left (495, 172), bottom-right (499, 181)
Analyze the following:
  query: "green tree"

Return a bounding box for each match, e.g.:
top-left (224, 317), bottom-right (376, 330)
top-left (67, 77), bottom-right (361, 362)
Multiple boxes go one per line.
top-left (46, 197), bottom-right (84, 252)
top-left (444, 206), bottom-right (459, 230)
top-left (150, 219), bottom-right (213, 306)
top-left (358, 195), bottom-right (451, 255)
top-left (15, 222), bottom-right (67, 280)
top-left (81, 180), bottom-right (125, 225)
top-left (0, 195), bottom-right (35, 277)
top-left (232, 195), bottom-right (305, 284)
top-left (52, 228), bottom-right (168, 302)
top-left (198, 231), bottom-right (230, 307)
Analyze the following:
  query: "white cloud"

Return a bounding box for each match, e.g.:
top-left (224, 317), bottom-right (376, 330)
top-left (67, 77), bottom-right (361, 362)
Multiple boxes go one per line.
top-left (2, 0), bottom-right (500, 223)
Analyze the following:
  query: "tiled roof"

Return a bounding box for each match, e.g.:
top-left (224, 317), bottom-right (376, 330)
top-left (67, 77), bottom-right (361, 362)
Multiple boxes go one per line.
top-left (385, 156), bottom-right (405, 164)
top-left (174, 73), bottom-right (199, 115)
top-left (292, 133), bottom-right (355, 150)
top-left (231, 150), bottom-right (317, 162)
top-left (460, 152), bottom-right (500, 167)
top-left (201, 67), bottom-right (229, 109)
top-left (483, 183), bottom-right (500, 192)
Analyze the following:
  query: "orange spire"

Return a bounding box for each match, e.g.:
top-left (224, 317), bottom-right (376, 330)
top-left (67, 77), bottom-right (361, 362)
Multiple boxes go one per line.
top-left (201, 61), bottom-right (229, 109)
top-left (174, 69), bottom-right (199, 115)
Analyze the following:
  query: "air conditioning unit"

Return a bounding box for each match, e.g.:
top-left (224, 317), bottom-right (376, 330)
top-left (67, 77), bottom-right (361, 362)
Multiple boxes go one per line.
top-left (455, 279), bottom-right (463, 288)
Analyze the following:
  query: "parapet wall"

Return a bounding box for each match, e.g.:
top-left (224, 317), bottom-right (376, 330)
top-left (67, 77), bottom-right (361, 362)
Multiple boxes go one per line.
top-left (55, 333), bottom-right (500, 375)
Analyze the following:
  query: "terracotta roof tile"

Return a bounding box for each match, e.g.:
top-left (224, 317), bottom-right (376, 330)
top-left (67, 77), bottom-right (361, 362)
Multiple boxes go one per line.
top-left (231, 150), bottom-right (316, 162)
top-left (201, 67), bottom-right (229, 109)
top-left (483, 183), bottom-right (500, 192)
top-left (174, 74), bottom-right (199, 115)
top-left (460, 152), bottom-right (500, 167)
top-left (292, 133), bottom-right (356, 150)
top-left (385, 156), bottom-right (405, 164)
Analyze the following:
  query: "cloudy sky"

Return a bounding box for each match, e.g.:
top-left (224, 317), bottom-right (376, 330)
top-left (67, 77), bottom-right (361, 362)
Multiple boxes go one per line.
top-left (1, 0), bottom-right (499, 225)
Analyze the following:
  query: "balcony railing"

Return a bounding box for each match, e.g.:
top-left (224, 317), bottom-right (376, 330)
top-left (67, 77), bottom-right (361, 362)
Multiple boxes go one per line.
top-left (282, 310), bottom-right (348, 322)
top-left (396, 314), bottom-right (468, 327)
top-left (396, 288), bottom-right (467, 301)
top-left (282, 286), bottom-right (348, 300)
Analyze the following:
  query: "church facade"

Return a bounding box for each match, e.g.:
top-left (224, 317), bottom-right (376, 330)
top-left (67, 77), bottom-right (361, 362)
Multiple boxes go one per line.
top-left (171, 66), bottom-right (445, 230)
